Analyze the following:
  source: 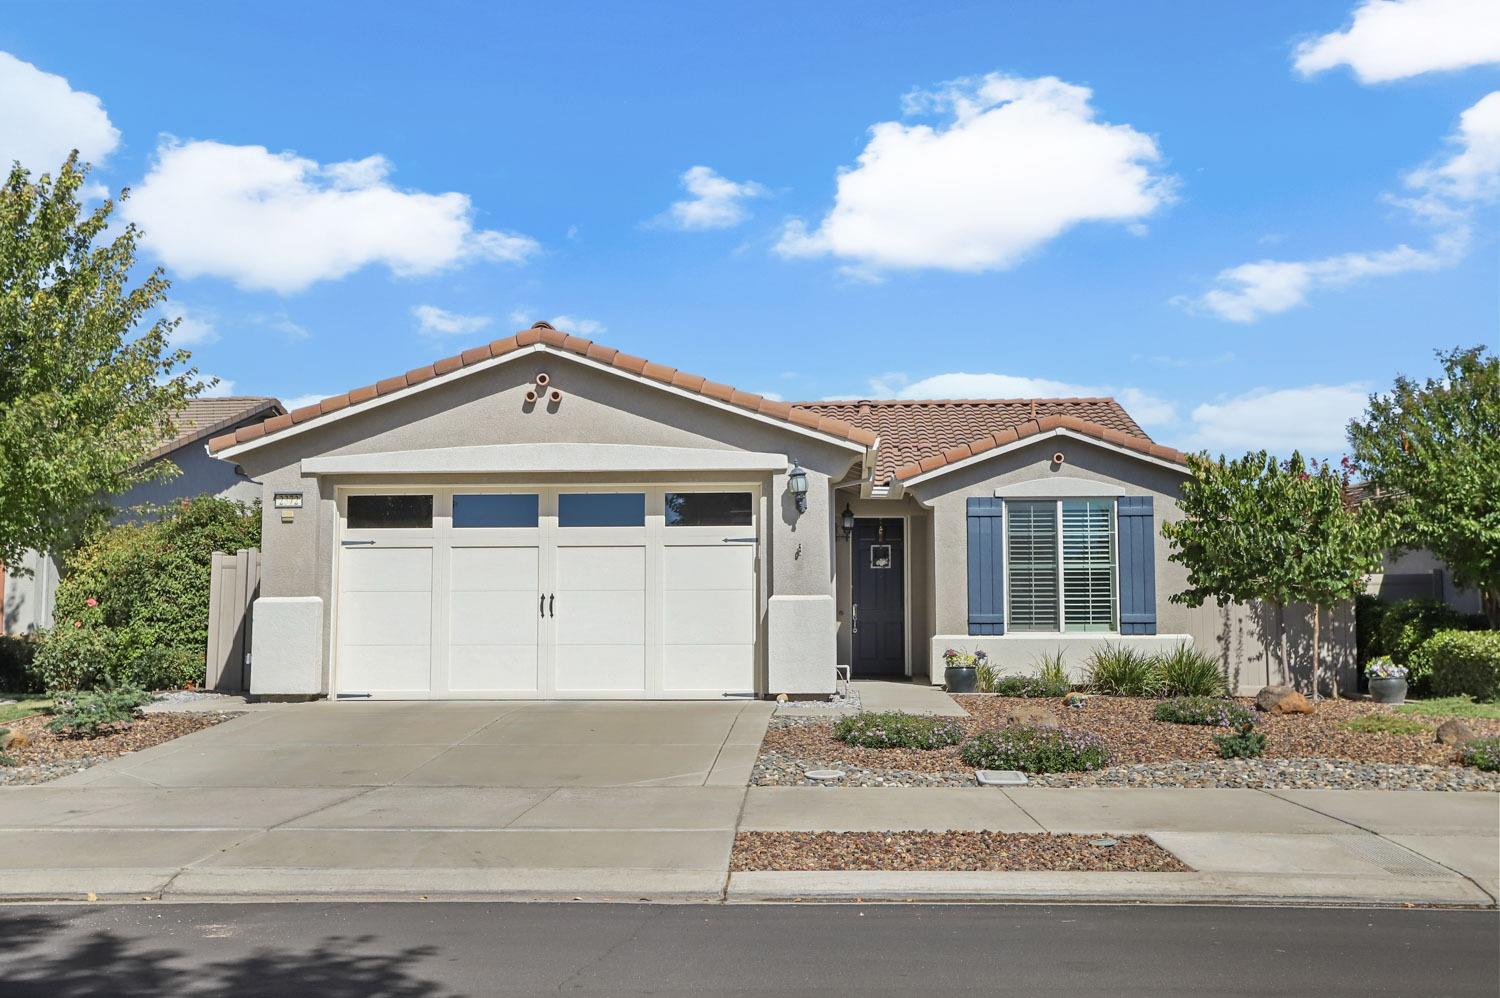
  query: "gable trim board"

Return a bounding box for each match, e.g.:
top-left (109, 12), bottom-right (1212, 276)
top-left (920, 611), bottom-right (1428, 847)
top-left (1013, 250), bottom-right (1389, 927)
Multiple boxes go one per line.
top-left (896, 422), bottom-right (1188, 492)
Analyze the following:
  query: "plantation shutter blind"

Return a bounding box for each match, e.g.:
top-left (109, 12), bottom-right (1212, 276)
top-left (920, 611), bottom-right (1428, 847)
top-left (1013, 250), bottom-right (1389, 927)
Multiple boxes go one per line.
top-left (1062, 500), bottom-right (1115, 631)
top-left (966, 497), bottom-right (1004, 635)
top-left (1117, 495), bottom-right (1158, 635)
top-left (1006, 500), bottom-right (1058, 631)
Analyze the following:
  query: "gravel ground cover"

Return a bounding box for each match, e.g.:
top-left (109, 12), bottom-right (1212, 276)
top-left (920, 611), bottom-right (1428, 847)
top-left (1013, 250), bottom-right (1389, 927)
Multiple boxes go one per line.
top-left (753, 696), bottom-right (1500, 791)
top-left (0, 711), bottom-right (239, 786)
top-left (731, 830), bottom-right (1190, 872)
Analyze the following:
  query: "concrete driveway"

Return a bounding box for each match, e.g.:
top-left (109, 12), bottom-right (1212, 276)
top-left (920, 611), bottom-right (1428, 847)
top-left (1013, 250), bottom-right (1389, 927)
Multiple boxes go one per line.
top-left (0, 700), bottom-right (771, 901)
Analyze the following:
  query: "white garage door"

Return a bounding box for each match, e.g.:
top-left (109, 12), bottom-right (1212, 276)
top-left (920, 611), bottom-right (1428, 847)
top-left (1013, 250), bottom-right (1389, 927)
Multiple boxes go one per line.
top-left (334, 486), bottom-right (758, 699)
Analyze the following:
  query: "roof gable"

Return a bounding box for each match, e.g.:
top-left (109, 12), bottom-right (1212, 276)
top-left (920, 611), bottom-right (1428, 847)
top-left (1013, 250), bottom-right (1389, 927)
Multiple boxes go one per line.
top-left (141, 396), bottom-right (284, 465)
top-left (207, 324), bottom-right (879, 457)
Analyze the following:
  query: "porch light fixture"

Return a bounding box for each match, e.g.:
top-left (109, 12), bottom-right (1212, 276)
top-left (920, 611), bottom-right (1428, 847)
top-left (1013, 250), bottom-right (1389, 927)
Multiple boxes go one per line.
top-left (840, 503), bottom-right (854, 538)
top-left (788, 461), bottom-right (809, 514)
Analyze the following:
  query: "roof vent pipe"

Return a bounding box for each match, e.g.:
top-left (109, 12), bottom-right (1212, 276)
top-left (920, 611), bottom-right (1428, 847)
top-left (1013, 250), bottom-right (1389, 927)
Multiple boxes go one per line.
top-left (535, 372), bottom-right (550, 387)
top-left (531, 321), bottom-right (555, 330)
top-left (524, 389), bottom-right (538, 404)
top-left (548, 389), bottom-right (563, 403)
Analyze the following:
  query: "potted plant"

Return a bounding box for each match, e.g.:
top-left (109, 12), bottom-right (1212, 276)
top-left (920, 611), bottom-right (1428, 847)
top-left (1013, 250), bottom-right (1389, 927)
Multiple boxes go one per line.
top-left (943, 648), bottom-right (982, 694)
top-left (1365, 657), bottom-right (1408, 704)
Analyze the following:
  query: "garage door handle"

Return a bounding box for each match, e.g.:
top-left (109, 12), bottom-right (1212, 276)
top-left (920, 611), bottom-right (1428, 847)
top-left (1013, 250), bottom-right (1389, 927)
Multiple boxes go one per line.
top-left (548, 594), bottom-right (555, 617)
top-left (721, 536), bottom-right (756, 543)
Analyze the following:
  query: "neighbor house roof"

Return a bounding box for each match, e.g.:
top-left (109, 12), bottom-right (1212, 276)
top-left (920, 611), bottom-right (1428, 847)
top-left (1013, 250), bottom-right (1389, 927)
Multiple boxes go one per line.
top-left (206, 325), bottom-right (880, 455)
top-left (141, 396), bottom-right (285, 465)
top-left (792, 399), bottom-right (1186, 483)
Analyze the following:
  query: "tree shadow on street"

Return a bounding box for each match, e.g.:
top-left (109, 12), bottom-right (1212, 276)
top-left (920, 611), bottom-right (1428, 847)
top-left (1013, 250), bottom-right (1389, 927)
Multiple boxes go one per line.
top-left (0, 912), bottom-right (461, 997)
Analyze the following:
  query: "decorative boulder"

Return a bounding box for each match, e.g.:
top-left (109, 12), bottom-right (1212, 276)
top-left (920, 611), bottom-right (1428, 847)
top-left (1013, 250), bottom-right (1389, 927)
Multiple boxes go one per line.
top-left (1435, 719), bottom-right (1476, 746)
top-left (1062, 692), bottom-right (1089, 709)
top-left (1, 729), bottom-right (30, 751)
top-left (1255, 685), bottom-right (1314, 714)
top-left (1001, 703), bottom-right (1060, 729)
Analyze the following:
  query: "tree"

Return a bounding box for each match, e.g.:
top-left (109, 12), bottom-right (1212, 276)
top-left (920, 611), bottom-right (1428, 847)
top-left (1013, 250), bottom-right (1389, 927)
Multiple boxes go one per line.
top-left (1347, 346), bottom-right (1500, 626)
top-left (0, 153), bottom-right (202, 571)
top-left (1162, 451), bottom-right (1384, 695)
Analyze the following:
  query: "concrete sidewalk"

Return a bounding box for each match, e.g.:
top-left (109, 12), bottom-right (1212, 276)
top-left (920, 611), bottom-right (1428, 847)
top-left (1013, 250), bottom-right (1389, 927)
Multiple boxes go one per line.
top-left (734, 786), bottom-right (1500, 906)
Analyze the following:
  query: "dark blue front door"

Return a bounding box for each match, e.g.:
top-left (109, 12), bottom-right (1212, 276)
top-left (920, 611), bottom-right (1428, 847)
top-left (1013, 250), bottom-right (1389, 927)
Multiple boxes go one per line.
top-left (852, 518), bottom-right (905, 677)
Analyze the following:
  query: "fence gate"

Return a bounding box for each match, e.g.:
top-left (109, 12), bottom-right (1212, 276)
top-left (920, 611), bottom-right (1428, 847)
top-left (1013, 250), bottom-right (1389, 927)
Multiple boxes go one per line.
top-left (206, 548), bottom-right (260, 692)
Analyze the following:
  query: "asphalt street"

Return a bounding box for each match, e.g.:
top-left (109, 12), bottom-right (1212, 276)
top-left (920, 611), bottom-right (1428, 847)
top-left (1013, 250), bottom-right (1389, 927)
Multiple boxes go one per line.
top-left (0, 901), bottom-right (1495, 996)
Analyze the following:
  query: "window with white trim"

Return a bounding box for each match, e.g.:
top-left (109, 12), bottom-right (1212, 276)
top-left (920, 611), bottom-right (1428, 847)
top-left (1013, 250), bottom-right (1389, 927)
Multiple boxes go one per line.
top-left (1006, 499), bottom-right (1116, 632)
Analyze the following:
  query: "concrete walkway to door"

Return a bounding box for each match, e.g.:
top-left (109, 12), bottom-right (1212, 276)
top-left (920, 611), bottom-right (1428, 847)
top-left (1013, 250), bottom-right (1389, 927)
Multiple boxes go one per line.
top-left (0, 700), bottom-right (771, 901)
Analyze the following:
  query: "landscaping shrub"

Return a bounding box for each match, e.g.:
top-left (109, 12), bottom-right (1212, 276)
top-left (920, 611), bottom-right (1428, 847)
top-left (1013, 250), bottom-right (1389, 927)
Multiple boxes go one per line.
top-left (1084, 644), bottom-right (1163, 697)
top-left (960, 726), bottom-right (1110, 773)
top-left (978, 652), bottom-right (1071, 697)
top-left (1376, 600), bottom-right (1488, 691)
top-left (125, 646), bottom-right (205, 692)
top-left (1157, 644), bottom-right (1228, 697)
top-left (49, 496), bottom-right (259, 687)
top-left (1033, 651), bottom-right (1071, 696)
top-left (1153, 696), bottom-right (1254, 729)
top-left (832, 711), bottom-right (965, 750)
top-left (32, 625), bottom-right (116, 692)
top-left (1458, 736), bottom-right (1500, 773)
top-left (1212, 720), bottom-right (1266, 759)
top-left (45, 686), bottom-right (152, 738)
top-left (1415, 630), bottom-right (1500, 703)
top-left (1341, 714), bottom-right (1428, 735)
top-left (0, 634), bottom-right (42, 694)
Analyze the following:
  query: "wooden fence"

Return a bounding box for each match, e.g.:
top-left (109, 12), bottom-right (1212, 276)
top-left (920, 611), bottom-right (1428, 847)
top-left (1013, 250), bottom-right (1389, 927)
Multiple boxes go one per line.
top-left (206, 548), bottom-right (260, 692)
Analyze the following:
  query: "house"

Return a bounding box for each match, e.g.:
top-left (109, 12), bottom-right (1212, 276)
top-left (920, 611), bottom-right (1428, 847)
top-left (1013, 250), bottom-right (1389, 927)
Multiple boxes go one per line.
top-left (1, 396), bottom-right (285, 634)
top-left (1347, 483), bottom-right (1484, 615)
top-left (207, 323), bottom-right (1353, 701)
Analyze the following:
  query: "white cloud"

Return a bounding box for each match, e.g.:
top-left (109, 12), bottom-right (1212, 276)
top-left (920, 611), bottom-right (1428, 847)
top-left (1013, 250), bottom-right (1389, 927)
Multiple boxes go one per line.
top-left (1294, 0), bottom-right (1500, 83)
top-left (1180, 91), bottom-right (1498, 321)
top-left (281, 392), bottom-right (329, 411)
top-left (776, 73), bottom-right (1173, 274)
top-left (412, 304), bottom-right (493, 338)
top-left (124, 139), bottom-right (539, 293)
top-left (199, 376), bottom-right (237, 398)
top-left (660, 166), bottom-right (768, 230)
top-left (1185, 384), bottom-right (1371, 457)
top-left (547, 314), bottom-right (606, 336)
top-left (0, 51), bottom-right (120, 174)
top-left (830, 370), bottom-right (1178, 429)
top-left (165, 303), bottom-right (218, 347)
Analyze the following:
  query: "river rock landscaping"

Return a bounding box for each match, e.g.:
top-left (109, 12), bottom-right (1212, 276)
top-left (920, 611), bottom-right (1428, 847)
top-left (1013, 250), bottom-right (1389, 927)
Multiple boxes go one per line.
top-left (753, 694), bottom-right (1500, 791)
top-left (732, 831), bottom-right (1189, 872)
top-left (0, 709), bottom-right (239, 786)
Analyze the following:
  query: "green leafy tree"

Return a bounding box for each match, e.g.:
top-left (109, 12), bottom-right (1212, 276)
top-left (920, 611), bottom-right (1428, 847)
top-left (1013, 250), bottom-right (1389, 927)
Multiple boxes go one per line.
top-left (0, 153), bottom-right (203, 571)
top-left (1347, 346), bottom-right (1500, 626)
top-left (1163, 451), bottom-right (1384, 694)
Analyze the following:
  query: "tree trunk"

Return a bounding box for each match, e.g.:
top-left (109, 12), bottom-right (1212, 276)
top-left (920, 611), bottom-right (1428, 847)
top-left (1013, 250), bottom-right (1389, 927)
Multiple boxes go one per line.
top-left (1311, 604), bottom-right (1322, 701)
top-left (1278, 603), bottom-right (1289, 687)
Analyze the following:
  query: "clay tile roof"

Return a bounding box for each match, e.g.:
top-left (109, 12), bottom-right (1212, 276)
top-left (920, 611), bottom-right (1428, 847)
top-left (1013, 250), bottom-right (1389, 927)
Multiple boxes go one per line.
top-left (206, 327), bottom-right (879, 455)
top-left (789, 398), bottom-right (1183, 484)
top-left (143, 396), bottom-right (284, 465)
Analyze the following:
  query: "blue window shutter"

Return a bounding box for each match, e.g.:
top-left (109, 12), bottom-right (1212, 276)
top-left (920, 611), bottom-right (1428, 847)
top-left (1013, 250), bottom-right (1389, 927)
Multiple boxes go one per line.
top-left (1117, 496), bottom-right (1157, 635)
top-left (967, 497), bottom-right (1005, 635)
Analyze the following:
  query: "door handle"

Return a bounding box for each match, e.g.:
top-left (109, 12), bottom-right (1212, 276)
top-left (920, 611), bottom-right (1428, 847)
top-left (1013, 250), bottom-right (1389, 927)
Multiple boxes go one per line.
top-left (539, 594), bottom-right (545, 618)
top-left (548, 594), bottom-right (555, 617)
top-left (851, 602), bottom-right (858, 635)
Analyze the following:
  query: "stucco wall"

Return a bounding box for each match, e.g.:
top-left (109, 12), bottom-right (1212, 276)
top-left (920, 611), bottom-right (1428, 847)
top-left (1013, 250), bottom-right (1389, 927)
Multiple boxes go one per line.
top-left (1366, 547), bottom-right (1483, 615)
top-left (230, 350), bottom-right (860, 694)
top-left (908, 436), bottom-right (1357, 695)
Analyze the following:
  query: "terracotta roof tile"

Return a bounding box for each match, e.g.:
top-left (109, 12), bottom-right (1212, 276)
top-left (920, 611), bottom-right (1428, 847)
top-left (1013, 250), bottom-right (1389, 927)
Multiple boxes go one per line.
top-left (137, 396), bottom-right (285, 465)
top-left (790, 398), bottom-right (1174, 484)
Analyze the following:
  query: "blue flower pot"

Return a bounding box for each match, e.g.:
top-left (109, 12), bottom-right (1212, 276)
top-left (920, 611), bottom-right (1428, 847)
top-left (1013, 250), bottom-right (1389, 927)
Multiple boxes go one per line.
top-left (945, 665), bottom-right (978, 694)
top-left (1368, 677), bottom-right (1407, 704)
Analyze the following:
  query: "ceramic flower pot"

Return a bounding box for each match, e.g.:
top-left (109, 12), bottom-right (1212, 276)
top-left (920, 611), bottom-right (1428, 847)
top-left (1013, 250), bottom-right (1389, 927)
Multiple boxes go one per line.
top-left (1368, 677), bottom-right (1408, 704)
top-left (945, 664), bottom-right (978, 694)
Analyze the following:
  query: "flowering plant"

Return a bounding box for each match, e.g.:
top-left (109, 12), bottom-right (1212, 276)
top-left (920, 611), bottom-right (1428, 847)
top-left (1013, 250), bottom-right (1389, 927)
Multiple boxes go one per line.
top-left (1365, 656), bottom-right (1408, 681)
top-left (943, 648), bottom-right (985, 669)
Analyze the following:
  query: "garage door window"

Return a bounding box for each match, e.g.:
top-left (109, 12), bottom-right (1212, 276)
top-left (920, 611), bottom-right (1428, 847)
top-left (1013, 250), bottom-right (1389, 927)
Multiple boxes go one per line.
top-left (666, 492), bottom-right (752, 526)
top-left (558, 492), bottom-right (645, 527)
top-left (453, 493), bottom-right (539, 528)
top-left (347, 494), bottom-right (433, 529)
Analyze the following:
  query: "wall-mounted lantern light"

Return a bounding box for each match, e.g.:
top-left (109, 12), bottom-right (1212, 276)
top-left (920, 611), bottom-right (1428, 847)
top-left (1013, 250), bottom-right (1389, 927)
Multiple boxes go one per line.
top-left (840, 503), bottom-right (855, 538)
top-left (788, 461), bottom-right (809, 514)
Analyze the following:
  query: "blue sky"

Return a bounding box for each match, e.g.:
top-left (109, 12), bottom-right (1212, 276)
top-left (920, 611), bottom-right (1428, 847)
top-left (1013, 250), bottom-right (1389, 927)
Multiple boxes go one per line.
top-left (3, 0), bottom-right (1496, 457)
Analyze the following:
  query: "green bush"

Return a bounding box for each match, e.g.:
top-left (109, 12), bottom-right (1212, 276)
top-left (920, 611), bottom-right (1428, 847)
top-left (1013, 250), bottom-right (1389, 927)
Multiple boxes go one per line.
top-left (960, 725), bottom-right (1110, 773)
top-left (832, 711), bottom-right (965, 750)
top-left (1212, 720), bottom-right (1266, 759)
top-left (977, 651), bottom-right (1071, 697)
top-left (1033, 651), bottom-right (1071, 696)
top-left (125, 646), bottom-right (205, 692)
top-left (1158, 644), bottom-right (1228, 697)
top-left (1153, 696), bottom-right (1254, 729)
top-left (1341, 714), bottom-right (1429, 735)
top-left (0, 635), bottom-right (42, 694)
top-left (1084, 644), bottom-right (1163, 697)
top-left (45, 686), bottom-right (152, 738)
top-left (1377, 599), bottom-right (1488, 691)
top-left (1458, 736), bottom-right (1500, 772)
top-left (33, 626), bottom-right (116, 692)
top-left (49, 496), bottom-right (258, 689)
top-left (1415, 630), bottom-right (1500, 703)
